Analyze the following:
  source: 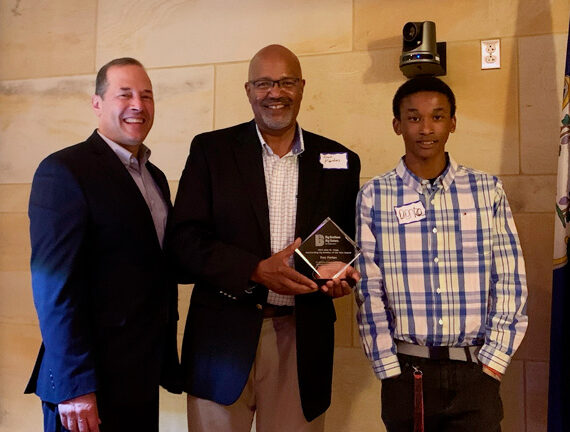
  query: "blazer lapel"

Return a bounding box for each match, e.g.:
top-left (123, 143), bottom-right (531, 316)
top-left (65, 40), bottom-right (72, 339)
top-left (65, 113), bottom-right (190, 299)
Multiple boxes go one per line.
top-left (232, 121), bottom-right (271, 250)
top-left (87, 132), bottom-right (163, 248)
top-left (296, 134), bottom-right (325, 239)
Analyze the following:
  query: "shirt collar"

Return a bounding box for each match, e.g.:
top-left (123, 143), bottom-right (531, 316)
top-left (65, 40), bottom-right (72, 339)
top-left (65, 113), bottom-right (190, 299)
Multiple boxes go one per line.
top-left (97, 130), bottom-right (151, 169)
top-left (255, 123), bottom-right (305, 157)
top-left (395, 153), bottom-right (458, 193)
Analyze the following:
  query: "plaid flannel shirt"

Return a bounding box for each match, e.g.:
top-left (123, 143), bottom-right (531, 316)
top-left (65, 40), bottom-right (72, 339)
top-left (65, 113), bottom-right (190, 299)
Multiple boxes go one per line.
top-left (355, 155), bottom-right (528, 379)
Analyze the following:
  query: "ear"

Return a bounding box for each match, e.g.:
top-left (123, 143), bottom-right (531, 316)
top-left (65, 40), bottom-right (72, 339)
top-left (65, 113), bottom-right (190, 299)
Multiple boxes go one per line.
top-left (392, 117), bottom-right (402, 135)
top-left (92, 94), bottom-right (103, 117)
top-left (450, 115), bottom-right (457, 133)
top-left (244, 81), bottom-right (255, 104)
top-left (298, 78), bottom-right (306, 95)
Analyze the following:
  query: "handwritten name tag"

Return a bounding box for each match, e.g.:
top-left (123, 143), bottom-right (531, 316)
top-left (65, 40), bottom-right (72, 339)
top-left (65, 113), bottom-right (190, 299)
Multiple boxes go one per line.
top-left (320, 152), bottom-right (348, 169)
top-left (394, 201), bottom-right (426, 224)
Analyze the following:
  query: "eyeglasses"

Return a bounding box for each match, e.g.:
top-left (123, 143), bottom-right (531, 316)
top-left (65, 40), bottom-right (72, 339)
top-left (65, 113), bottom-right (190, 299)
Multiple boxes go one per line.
top-left (248, 78), bottom-right (301, 92)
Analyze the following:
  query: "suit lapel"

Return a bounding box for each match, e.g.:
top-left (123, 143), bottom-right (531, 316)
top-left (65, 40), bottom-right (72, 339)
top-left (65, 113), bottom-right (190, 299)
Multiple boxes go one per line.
top-left (87, 132), bottom-right (164, 249)
top-left (232, 121), bottom-right (271, 250)
top-left (296, 133), bottom-right (325, 238)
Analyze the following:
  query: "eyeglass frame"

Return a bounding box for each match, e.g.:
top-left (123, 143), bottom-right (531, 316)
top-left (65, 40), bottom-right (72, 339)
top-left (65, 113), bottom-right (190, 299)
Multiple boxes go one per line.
top-left (247, 77), bottom-right (302, 92)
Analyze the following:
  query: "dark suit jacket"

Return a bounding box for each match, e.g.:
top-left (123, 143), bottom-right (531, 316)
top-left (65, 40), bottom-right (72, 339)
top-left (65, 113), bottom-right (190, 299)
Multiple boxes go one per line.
top-left (25, 131), bottom-right (180, 409)
top-left (167, 120), bottom-right (360, 421)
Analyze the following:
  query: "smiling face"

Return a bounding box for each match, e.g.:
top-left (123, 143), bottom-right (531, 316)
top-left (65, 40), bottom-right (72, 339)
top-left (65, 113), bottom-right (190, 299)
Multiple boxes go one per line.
top-left (92, 64), bottom-right (154, 150)
top-left (393, 91), bottom-right (456, 176)
top-left (245, 45), bottom-right (305, 138)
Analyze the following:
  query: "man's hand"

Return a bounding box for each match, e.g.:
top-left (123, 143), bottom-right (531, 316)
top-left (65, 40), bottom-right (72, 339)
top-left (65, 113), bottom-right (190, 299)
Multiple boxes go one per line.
top-left (58, 392), bottom-right (101, 432)
top-left (319, 264), bottom-right (361, 298)
top-left (251, 238), bottom-right (318, 295)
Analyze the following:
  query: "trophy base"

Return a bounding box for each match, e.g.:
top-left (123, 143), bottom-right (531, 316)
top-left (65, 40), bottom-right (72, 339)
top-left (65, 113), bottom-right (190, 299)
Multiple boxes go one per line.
top-left (315, 277), bottom-right (357, 288)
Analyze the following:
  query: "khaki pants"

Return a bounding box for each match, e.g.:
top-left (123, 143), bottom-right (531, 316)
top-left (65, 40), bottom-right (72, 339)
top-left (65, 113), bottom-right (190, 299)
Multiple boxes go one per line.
top-left (187, 314), bottom-right (325, 432)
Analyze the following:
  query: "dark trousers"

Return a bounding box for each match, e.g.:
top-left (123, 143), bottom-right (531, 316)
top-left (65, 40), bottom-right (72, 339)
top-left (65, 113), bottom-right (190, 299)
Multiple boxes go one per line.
top-left (41, 392), bottom-right (159, 432)
top-left (42, 402), bottom-right (70, 432)
top-left (380, 354), bottom-right (503, 432)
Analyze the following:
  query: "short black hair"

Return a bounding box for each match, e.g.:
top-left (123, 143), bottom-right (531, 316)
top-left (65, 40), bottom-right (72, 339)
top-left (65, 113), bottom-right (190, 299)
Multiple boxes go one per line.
top-left (95, 57), bottom-right (144, 97)
top-left (392, 76), bottom-right (456, 119)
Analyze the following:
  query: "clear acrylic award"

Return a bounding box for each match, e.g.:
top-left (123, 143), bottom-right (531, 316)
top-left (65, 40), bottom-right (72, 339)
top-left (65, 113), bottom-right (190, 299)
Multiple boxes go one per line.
top-left (295, 217), bottom-right (361, 283)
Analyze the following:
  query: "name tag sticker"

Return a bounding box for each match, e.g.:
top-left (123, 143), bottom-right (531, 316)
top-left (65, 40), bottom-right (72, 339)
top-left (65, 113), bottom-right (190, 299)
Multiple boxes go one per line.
top-left (320, 152), bottom-right (348, 169)
top-left (394, 201), bottom-right (426, 224)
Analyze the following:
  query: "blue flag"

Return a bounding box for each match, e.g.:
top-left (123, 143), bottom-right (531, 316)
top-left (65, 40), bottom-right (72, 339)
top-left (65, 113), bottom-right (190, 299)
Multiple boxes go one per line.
top-left (548, 19), bottom-right (570, 432)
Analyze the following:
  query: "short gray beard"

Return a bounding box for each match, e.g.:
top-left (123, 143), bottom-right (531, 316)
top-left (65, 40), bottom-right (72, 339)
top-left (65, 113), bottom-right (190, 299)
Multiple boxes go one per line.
top-left (259, 110), bottom-right (294, 131)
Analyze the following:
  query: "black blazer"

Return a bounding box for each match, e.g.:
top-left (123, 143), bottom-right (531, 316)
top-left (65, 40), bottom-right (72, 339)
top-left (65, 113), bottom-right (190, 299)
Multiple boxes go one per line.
top-left (25, 131), bottom-right (180, 407)
top-left (167, 120), bottom-right (360, 421)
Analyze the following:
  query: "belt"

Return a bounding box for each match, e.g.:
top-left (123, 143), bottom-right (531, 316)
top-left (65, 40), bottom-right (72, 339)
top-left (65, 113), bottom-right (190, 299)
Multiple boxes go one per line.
top-left (396, 341), bottom-right (480, 363)
top-left (262, 304), bottom-right (295, 318)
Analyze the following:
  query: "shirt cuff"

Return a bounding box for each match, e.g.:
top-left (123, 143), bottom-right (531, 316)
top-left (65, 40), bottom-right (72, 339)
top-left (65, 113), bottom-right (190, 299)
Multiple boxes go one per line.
top-left (371, 354), bottom-right (401, 380)
top-left (478, 344), bottom-right (512, 375)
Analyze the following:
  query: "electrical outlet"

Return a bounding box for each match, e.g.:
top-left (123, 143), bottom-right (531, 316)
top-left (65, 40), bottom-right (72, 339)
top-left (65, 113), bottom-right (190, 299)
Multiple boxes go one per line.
top-left (481, 39), bottom-right (500, 69)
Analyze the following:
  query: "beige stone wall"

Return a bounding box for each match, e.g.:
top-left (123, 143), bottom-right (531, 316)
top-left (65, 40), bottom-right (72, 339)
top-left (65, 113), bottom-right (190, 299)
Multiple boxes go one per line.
top-left (1, 1), bottom-right (568, 431)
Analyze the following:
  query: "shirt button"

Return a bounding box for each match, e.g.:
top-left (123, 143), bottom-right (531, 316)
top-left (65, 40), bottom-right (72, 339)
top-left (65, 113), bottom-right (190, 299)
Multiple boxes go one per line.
top-left (432, 227), bottom-right (437, 233)
top-left (436, 288), bottom-right (441, 294)
top-left (438, 319), bottom-right (444, 325)
top-left (431, 200), bottom-right (435, 205)
top-left (434, 257), bottom-right (439, 263)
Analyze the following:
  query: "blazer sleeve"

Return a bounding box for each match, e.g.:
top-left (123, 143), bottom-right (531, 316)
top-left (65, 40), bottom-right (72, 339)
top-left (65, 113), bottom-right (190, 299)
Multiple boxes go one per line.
top-left (166, 135), bottom-right (261, 296)
top-left (28, 155), bottom-right (98, 403)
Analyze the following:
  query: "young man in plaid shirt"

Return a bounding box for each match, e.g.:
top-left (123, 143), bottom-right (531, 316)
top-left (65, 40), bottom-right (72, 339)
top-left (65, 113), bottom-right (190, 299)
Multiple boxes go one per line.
top-left (355, 76), bottom-right (527, 432)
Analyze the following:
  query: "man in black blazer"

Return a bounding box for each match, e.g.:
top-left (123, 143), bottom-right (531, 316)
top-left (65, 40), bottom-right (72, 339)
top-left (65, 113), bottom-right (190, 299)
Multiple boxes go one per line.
top-left (26, 58), bottom-right (180, 432)
top-left (168, 45), bottom-right (360, 431)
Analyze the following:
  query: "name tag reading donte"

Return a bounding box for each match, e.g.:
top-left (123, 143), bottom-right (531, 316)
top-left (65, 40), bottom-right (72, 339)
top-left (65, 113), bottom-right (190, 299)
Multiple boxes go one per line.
top-left (320, 152), bottom-right (348, 169)
top-left (394, 201), bottom-right (426, 224)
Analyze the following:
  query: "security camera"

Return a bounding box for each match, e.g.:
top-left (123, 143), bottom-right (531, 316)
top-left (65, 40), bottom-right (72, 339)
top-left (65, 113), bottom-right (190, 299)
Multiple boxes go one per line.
top-left (399, 21), bottom-right (446, 78)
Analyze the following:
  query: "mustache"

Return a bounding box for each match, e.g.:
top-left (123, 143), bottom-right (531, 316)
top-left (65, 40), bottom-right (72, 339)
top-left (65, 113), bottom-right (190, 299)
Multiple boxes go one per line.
top-left (262, 96), bottom-right (292, 104)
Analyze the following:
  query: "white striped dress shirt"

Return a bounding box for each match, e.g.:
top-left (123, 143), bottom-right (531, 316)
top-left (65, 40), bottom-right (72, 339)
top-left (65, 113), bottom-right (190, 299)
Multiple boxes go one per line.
top-left (257, 125), bottom-right (304, 306)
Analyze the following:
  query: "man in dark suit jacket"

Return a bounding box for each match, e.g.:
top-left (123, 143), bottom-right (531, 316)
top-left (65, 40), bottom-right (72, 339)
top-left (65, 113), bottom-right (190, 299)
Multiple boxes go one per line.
top-left (167, 45), bottom-right (361, 431)
top-left (25, 57), bottom-right (180, 432)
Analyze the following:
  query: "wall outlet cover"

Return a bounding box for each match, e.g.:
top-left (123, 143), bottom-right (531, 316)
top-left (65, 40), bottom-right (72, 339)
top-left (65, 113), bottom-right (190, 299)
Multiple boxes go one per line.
top-left (481, 39), bottom-right (501, 69)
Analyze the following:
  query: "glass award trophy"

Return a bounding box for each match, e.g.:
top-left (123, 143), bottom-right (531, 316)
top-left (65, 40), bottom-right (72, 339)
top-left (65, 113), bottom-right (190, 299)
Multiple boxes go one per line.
top-left (295, 217), bottom-right (361, 284)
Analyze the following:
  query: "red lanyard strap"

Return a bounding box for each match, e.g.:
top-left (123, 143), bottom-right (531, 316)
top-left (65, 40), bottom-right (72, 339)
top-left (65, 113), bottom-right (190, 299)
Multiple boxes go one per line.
top-left (413, 365), bottom-right (424, 432)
